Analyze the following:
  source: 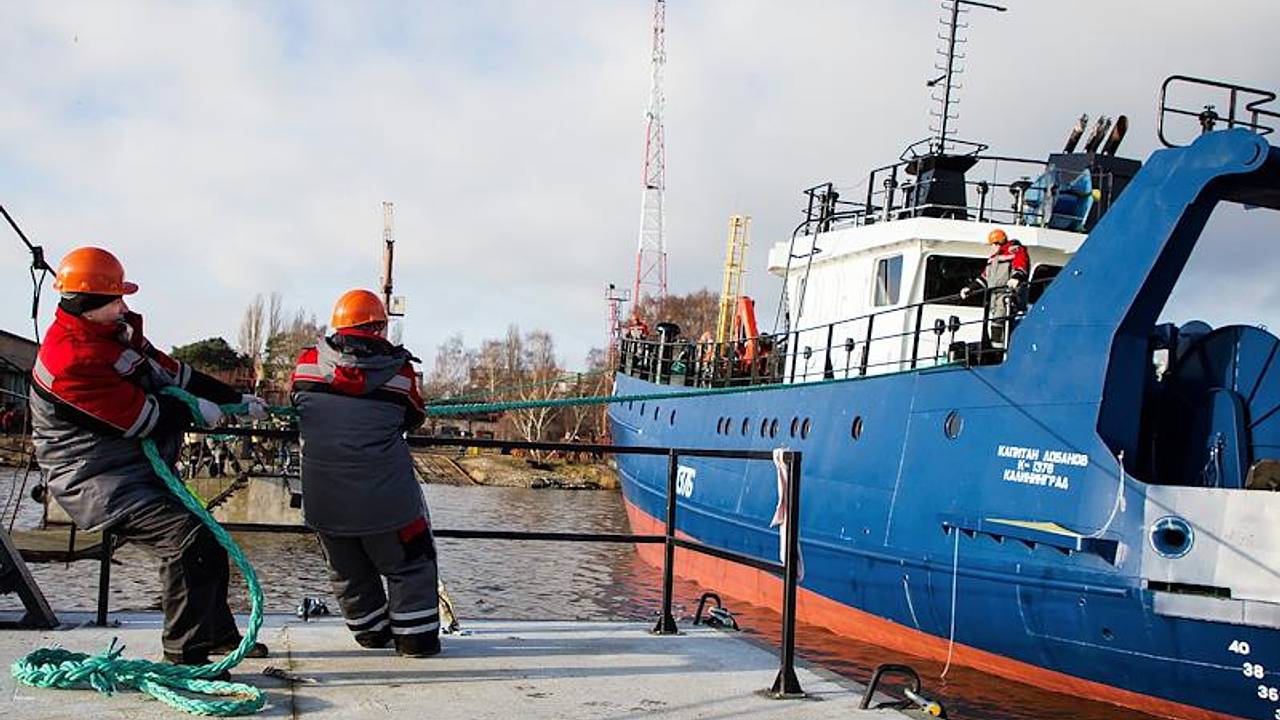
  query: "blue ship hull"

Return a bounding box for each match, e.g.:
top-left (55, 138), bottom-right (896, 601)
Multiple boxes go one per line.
top-left (611, 371), bottom-right (1277, 720)
top-left (609, 131), bottom-right (1280, 720)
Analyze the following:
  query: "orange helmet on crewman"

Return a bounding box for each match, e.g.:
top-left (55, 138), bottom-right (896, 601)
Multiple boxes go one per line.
top-left (331, 289), bottom-right (388, 330)
top-left (52, 247), bottom-right (139, 296)
top-left (987, 228), bottom-right (1009, 245)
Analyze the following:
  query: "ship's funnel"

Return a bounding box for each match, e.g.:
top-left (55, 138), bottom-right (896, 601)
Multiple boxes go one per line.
top-left (1063, 113), bottom-right (1089, 153)
top-left (1101, 115), bottom-right (1129, 155)
top-left (1083, 116), bottom-right (1112, 153)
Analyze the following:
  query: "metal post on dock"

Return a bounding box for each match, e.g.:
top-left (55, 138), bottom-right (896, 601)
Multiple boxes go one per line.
top-left (770, 450), bottom-right (804, 697)
top-left (96, 531), bottom-right (113, 627)
top-left (653, 449), bottom-right (680, 634)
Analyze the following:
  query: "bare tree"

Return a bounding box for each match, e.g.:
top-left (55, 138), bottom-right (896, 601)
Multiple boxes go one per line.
top-left (562, 347), bottom-right (612, 444)
top-left (267, 292), bottom-right (284, 343)
top-left (471, 339), bottom-right (506, 397)
top-left (238, 294), bottom-right (266, 385)
top-left (506, 330), bottom-right (561, 460)
top-left (263, 308), bottom-right (325, 393)
top-left (426, 334), bottom-right (471, 399)
top-left (634, 289), bottom-right (720, 339)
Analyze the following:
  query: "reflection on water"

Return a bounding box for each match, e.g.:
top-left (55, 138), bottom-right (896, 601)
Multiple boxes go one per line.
top-left (1, 470), bottom-right (1153, 719)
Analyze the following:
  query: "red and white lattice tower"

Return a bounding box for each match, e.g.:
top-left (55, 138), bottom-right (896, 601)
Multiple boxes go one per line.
top-left (631, 0), bottom-right (667, 318)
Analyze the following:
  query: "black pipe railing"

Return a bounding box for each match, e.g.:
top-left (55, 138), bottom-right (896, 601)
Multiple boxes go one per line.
top-left (618, 276), bottom-right (1053, 389)
top-left (93, 433), bottom-right (808, 699)
top-left (796, 154), bottom-right (1096, 237)
top-left (1158, 75), bottom-right (1278, 148)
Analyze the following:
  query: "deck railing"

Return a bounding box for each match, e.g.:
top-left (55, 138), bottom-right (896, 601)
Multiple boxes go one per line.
top-left (617, 276), bottom-right (1057, 390)
top-left (92, 433), bottom-right (809, 698)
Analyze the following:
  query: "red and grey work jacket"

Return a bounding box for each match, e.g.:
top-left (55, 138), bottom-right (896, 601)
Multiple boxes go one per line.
top-left (978, 240), bottom-right (1030, 289)
top-left (968, 240), bottom-right (1031, 314)
top-left (29, 308), bottom-right (239, 531)
top-left (290, 329), bottom-right (427, 536)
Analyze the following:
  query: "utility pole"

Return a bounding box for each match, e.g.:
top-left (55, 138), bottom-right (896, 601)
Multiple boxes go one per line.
top-left (380, 201), bottom-right (396, 313)
top-left (380, 201), bottom-right (405, 343)
top-left (631, 0), bottom-right (667, 321)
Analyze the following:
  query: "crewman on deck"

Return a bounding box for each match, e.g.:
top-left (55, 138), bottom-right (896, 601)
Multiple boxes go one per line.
top-left (290, 289), bottom-right (442, 657)
top-left (28, 246), bottom-right (269, 669)
top-left (960, 228), bottom-right (1031, 345)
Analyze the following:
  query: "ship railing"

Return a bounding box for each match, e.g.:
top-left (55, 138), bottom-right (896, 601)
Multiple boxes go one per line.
top-left (617, 276), bottom-right (1056, 388)
top-left (89, 433), bottom-right (810, 698)
top-left (1158, 74), bottom-right (1279, 148)
top-left (796, 155), bottom-right (1101, 236)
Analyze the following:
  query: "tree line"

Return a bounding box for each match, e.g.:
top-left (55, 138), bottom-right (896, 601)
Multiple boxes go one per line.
top-left (169, 289), bottom-right (723, 448)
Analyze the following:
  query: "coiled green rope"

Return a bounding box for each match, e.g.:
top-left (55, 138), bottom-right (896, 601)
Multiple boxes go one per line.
top-left (10, 386), bottom-right (267, 716)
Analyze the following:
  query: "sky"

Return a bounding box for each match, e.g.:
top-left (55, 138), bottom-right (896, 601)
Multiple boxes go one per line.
top-left (2, 1), bottom-right (1278, 370)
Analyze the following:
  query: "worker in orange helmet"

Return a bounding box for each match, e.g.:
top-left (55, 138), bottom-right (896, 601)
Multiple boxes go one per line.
top-left (28, 246), bottom-right (269, 672)
top-left (290, 289), bottom-right (441, 657)
top-left (959, 228), bottom-right (1031, 345)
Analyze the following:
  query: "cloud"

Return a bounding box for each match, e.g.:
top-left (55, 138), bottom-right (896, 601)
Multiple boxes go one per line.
top-left (1, 0), bottom-right (1278, 370)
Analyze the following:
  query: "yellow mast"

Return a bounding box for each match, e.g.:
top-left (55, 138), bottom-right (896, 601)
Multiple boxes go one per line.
top-left (714, 214), bottom-right (750, 344)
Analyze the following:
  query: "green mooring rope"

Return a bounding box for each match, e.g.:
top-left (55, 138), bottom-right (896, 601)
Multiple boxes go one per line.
top-left (421, 364), bottom-right (957, 417)
top-left (11, 386), bottom-right (267, 716)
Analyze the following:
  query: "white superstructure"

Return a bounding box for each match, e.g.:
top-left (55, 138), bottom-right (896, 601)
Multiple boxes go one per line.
top-left (766, 218), bottom-right (1085, 379)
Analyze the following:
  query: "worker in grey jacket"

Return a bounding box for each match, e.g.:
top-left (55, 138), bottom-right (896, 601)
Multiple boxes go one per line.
top-left (290, 289), bottom-right (440, 657)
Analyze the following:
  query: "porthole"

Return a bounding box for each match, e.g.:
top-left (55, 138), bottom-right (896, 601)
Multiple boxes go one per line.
top-left (851, 415), bottom-right (864, 440)
top-left (800, 418), bottom-right (811, 439)
top-left (669, 409), bottom-right (676, 426)
top-left (741, 417), bottom-right (750, 436)
top-left (769, 419), bottom-right (779, 438)
top-left (716, 417), bottom-right (723, 434)
top-left (653, 405), bottom-right (660, 420)
top-left (944, 410), bottom-right (963, 439)
top-left (628, 401), bottom-right (633, 410)
top-left (789, 417), bottom-right (799, 438)
top-left (640, 403), bottom-right (646, 417)
top-left (760, 418), bottom-right (769, 438)
top-left (1150, 516), bottom-right (1194, 559)
top-left (726, 417), bottom-right (733, 436)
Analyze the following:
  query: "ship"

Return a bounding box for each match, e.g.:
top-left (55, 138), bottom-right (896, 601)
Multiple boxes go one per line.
top-left (607, 62), bottom-right (1280, 720)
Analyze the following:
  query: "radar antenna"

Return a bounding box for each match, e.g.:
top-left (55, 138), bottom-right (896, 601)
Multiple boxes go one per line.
top-left (929, 0), bottom-right (1006, 154)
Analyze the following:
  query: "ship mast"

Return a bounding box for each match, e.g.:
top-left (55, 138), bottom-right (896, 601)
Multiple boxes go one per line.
top-left (930, 0), bottom-right (1005, 154)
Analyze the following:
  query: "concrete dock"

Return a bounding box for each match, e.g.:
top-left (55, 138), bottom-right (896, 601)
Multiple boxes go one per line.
top-left (0, 614), bottom-right (918, 719)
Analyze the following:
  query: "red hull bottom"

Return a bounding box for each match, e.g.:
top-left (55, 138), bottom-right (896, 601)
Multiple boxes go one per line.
top-left (624, 500), bottom-right (1238, 720)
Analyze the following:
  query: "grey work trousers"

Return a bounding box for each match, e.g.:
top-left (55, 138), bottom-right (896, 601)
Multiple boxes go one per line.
top-left (111, 497), bottom-right (240, 661)
top-left (316, 525), bottom-right (441, 641)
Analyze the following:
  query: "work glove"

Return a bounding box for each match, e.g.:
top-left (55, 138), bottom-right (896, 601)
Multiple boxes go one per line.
top-left (116, 311), bottom-right (153, 352)
top-left (1006, 277), bottom-right (1022, 290)
top-left (241, 394), bottom-right (269, 421)
top-left (195, 397), bottom-right (224, 428)
top-left (958, 286), bottom-right (972, 300)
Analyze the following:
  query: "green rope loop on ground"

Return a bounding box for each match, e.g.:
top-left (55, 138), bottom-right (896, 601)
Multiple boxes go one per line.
top-left (11, 386), bottom-right (267, 716)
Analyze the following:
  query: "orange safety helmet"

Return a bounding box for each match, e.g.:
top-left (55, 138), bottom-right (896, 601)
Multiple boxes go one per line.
top-left (331, 289), bottom-right (388, 330)
top-left (52, 247), bottom-right (139, 295)
top-left (987, 228), bottom-right (1008, 245)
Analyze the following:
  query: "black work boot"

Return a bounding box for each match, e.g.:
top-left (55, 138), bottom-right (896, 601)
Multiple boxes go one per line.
top-left (209, 636), bottom-right (270, 658)
top-left (163, 651), bottom-right (232, 682)
top-left (394, 632), bottom-right (441, 658)
top-left (355, 627), bottom-right (393, 649)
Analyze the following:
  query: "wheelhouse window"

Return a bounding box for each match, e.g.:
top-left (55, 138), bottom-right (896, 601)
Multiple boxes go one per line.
top-left (923, 255), bottom-right (986, 306)
top-left (1029, 264), bottom-right (1062, 304)
top-left (873, 255), bottom-right (903, 306)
